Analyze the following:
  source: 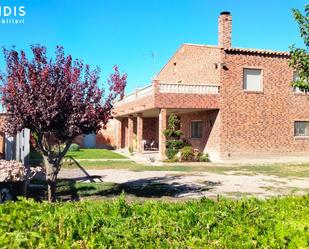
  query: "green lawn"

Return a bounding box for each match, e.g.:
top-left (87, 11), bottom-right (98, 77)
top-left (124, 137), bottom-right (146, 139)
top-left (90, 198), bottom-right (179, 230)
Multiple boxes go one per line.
top-left (30, 148), bottom-right (127, 162)
top-left (62, 159), bottom-right (309, 178)
top-left (65, 149), bottom-right (127, 159)
top-left (29, 179), bottom-right (117, 201)
top-left (63, 160), bottom-right (198, 172)
top-left (1, 195), bottom-right (308, 248)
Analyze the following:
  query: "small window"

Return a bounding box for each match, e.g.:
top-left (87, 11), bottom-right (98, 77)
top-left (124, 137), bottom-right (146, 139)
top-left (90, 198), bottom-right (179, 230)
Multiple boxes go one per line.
top-left (243, 68), bottom-right (262, 91)
top-left (294, 121), bottom-right (309, 137)
top-left (191, 121), bottom-right (203, 138)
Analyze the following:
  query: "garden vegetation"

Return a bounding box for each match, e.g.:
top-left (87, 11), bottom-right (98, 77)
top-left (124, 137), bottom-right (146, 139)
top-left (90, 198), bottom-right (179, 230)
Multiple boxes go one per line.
top-left (0, 195), bottom-right (308, 248)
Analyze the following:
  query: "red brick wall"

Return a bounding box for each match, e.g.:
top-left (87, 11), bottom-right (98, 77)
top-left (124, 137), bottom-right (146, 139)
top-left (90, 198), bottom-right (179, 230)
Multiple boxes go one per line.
top-left (96, 119), bottom-right (116, 148)
top-left (179, 110), bottom-right (220, 158)
top-left (220, 51), bottom-right (309, 158)
top-left (157, 44), bottom-right (221, 85)
top-left (143, 118), bottom-right (159, 142)
top-left (121, 118), bottom-right (128, 148)
top-left (114, 95), bottom-right (155, 117)
top-left (218, 12), bottom-right (232, 48)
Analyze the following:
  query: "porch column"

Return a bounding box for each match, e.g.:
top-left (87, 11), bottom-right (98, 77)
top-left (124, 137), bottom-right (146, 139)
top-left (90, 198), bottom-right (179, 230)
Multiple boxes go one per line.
top-left (137, 113), bottom-right (143, 153)
top-left (159, 108), bottom-right (167, 160)
top-left (115, 118), bottom-right (122, 149)
top-left (128, 115), bottom-right (134, 149)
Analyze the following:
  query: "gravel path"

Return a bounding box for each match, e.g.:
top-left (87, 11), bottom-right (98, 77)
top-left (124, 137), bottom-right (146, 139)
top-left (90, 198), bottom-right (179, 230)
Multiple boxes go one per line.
top-left (58, 168), bottom-right (309, 199)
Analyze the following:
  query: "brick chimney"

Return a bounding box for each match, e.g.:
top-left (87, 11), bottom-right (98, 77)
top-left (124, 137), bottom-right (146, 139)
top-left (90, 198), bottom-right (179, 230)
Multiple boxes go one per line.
top-left (218, 11), bottom-right (232, 48)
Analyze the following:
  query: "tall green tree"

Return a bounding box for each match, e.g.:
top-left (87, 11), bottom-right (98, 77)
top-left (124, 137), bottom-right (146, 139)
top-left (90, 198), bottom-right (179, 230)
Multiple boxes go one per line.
top-left (289, 4), bottom-right (309, 92)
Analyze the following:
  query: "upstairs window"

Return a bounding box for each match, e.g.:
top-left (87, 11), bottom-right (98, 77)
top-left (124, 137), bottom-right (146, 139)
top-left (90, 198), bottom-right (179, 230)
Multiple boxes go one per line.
top-left (294, 121), bottom-right (309, 137)
top-left (191, 121), bottom-right (203, 138)
top-left (243, 68), bottom-right (262, 91)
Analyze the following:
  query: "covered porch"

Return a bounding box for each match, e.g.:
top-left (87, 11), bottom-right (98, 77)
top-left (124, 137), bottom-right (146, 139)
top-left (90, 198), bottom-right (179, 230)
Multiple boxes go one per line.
top-left (115, 108), bottom-right (220, 160)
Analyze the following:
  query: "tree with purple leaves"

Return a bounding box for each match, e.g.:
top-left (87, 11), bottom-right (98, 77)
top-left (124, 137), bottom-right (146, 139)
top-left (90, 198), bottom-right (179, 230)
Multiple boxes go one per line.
top-left (0, 45), bottom-right (127, 201)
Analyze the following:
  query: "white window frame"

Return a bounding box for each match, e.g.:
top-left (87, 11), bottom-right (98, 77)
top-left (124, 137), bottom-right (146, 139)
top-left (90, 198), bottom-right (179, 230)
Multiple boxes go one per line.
top-left (294, 121), bottom-right (309, 137)
top-left (190, 120), bottom-right (203, 139)
top-left (243, 68), bottom-right (263, 92)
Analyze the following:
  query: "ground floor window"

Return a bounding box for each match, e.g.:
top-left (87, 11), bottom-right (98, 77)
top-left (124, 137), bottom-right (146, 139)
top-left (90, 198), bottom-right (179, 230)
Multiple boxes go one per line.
top-left (294, 121), bottom-right (309, 137)
top-left (191, 121), bottom-right (203, 138)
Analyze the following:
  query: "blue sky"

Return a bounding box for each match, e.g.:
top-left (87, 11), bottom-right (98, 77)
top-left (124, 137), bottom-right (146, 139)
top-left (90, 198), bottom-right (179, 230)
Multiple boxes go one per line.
top-left (0, 0), bottom-right (307, 93)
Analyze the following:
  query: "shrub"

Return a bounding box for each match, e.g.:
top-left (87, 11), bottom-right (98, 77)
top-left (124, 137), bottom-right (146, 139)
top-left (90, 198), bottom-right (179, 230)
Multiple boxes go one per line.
top-left (163, 129), bottom-right (183, 139)
top-left (198, 153), bottom-right (210, 162)
top-left (166, 140), bottom-right (184, 150)
top-left (165, 140), bottom-right (185, 160)
top-left (0, 196), bottom-right (308, 248)
top-left (68, 143), bottom-right (80, 152)
top-left (164, 114), bottom-right (186, 159)
top-left (180, 146), bottom-right (194, 161)
top-left (166, 147), bottom-right (179, 160)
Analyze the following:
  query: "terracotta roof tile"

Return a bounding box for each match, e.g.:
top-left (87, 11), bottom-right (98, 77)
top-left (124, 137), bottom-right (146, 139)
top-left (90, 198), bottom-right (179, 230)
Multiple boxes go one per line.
top-left (224, 47), bottom-right (290, 56)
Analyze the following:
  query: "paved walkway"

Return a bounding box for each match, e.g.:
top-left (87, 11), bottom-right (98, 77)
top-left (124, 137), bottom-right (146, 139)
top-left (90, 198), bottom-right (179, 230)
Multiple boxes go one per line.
top-left (59, 168), bottom-right (309, 199)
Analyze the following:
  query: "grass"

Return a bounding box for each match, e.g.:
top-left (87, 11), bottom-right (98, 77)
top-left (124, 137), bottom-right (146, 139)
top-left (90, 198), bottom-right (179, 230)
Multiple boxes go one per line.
top-left (62, 159), bottom-right (309, 178)
top-left (62, 160), bottom-right (199, 171)
top-left (65, 149), bottom-right (127, 159)
top-left (237, 163), bottom-right (309, 178)
top-left (29, 179), bottom-right (118, 201)
top-left (29, 178), bottom-right (215, 201)
top-left (30, 148), bottom-right (127, 162)
top-left (0, 195), bottom-right (308, 248)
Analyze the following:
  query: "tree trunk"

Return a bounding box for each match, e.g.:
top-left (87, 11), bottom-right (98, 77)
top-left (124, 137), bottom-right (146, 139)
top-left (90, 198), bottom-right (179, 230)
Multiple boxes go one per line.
top-left (47, 176), bottom-right (57, 202)
top-left (38, 137), bottom-right (72, 202)
top-left (44, 157), bottom-right (59, 202)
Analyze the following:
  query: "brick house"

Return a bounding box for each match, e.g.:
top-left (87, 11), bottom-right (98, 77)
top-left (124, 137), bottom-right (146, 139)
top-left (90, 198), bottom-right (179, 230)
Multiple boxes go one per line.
top-left (111, 11), bottom-right (309, 160)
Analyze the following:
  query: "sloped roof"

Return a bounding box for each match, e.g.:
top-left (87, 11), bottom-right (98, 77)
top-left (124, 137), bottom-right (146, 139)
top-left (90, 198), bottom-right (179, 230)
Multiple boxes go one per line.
top-left (224, 47), bottom-right (290, 56)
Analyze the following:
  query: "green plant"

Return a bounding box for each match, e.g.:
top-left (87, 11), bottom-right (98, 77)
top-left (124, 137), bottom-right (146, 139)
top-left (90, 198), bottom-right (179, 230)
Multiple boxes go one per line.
top-left (289, 4), bottom-right (309, 92)
top-left (164, 113), bottom-right (186, 159)
top-left (180, 146), bottom-right (194, 161)
top-left (0, 196), bottom-right (308, 248)
top-left (166, 147), bottom-right (179, 160)
top-left (198, 153), bottom-right (210, 162)
top-left (128, 146), bottom-right (134, 155)
top-left (166, 140), bottom-right (184, 149)
top-left (68, 143), bottom-right (80, 152)
top-left (163, 129), bottom-right (183, 138)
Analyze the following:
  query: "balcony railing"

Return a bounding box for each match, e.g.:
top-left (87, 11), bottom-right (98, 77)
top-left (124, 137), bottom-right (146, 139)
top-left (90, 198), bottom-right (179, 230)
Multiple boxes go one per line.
top-left (115, 84), bottom-right (153, 105)
top-left (159, 82), bottom-right (220, 94)
top-left (115, 82), bottom-right (220, 106)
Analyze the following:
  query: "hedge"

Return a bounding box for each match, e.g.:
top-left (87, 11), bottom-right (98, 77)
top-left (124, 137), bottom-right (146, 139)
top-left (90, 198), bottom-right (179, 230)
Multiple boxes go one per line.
top-left (0, 195), bottom-right (308, 248)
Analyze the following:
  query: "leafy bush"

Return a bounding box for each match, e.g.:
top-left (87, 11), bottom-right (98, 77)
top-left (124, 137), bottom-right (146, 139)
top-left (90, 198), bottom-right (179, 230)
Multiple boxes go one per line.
top-left (166, 140), bottom-right (184, 150)
top-left (166, 147), bottom-right (179, 160)
top-left (163, 129), bottom-right (183, 138)
top-left (68, 143), bottom-right (80, 152)
top-left (165, 140), bottom-right (184, 160)
top-left (180, 146), bottom-right (194, 161)
top-left (0, 196), bottom-right (308, 248)
top-left (164, 114), bottom-right (186, 159)
top-left (198, 153), bottom-right (210, 162)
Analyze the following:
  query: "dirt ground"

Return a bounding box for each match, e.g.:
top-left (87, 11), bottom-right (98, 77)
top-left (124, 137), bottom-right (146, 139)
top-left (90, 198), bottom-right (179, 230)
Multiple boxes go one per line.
top-left (58, 168), bottom-right (309, 199)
